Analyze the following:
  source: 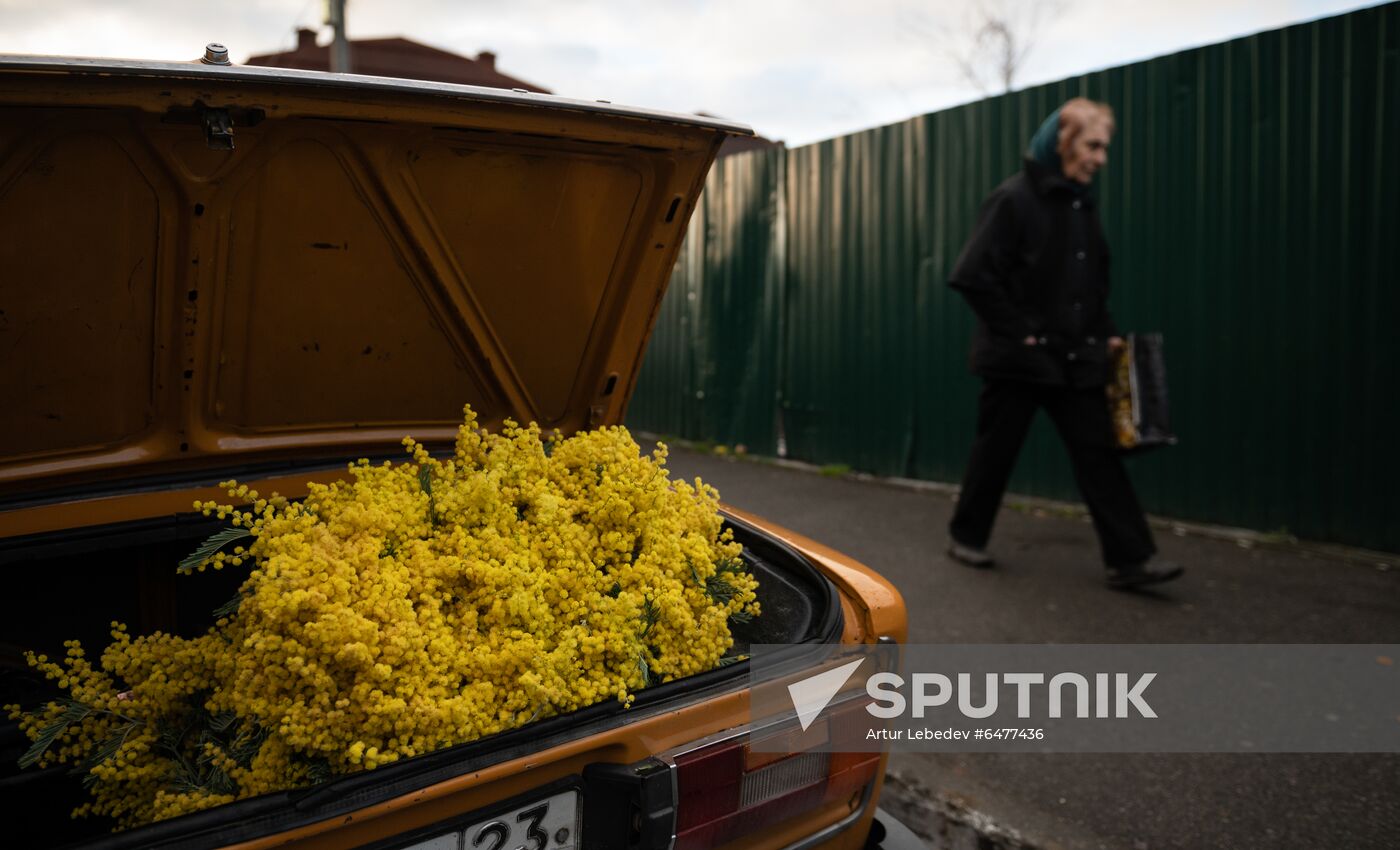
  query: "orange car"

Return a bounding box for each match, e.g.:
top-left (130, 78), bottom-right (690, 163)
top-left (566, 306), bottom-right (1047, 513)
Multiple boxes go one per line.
top-left (0, 51), bottom-right (915, 850)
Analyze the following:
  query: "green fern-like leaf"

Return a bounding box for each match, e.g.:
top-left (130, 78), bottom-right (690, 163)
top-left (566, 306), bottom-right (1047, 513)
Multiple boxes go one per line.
top-left (227, 722), bottom-right (268, 769)
top-left (204, 761), bottom-right (238, 796)
top-left (419, 466), bottom-right (440, 525)
top-left (178, 527), bottom-right (252, 574)
top-left (189, 727), bottom-right (239, 795)
top-left (77, 720), bottom-right (142, 787)
top-left (156, 719), bottom-right (187, 755)
top-left (212, 590), bottom-right (245, 620)
top-left (640, 597), bottom-right (659, 637)
top-left (18, 699), bottom-right (91, 769)
top-left (706, 557), bottom-right (756, 611)
top-left (207, 711), bottom-right (239, 734)
top-left (304, 758), bottom-right (334, 786)
top-left (705, 575), bottom-right (738, 605)
top-left (715, 557), bottom-right (746, 576)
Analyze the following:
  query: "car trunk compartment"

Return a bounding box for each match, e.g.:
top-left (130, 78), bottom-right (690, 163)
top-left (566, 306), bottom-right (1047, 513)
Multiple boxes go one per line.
top-left (0, 510), bottom-right (840, 849)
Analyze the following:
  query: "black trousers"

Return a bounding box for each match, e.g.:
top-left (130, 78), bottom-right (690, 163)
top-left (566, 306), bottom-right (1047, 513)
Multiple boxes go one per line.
top-left (949, 379), bottom-right (1156, 568)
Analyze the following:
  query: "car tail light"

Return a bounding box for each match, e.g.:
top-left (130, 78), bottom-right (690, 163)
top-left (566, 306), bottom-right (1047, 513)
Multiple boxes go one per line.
top-left (669, 696), bottom-right (880, 850)
top-left (582, 692), bottom-right (881, 850)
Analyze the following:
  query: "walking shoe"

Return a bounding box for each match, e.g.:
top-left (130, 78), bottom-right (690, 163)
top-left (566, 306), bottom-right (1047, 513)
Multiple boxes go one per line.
top-left (1106, 557), bottom-right (1184, 589)
top-left (947, 541), bottom-right (995, 568)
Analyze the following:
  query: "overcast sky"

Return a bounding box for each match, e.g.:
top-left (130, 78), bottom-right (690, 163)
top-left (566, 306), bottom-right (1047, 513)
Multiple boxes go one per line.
top-left (0, 0), bottom-right (1384, 145)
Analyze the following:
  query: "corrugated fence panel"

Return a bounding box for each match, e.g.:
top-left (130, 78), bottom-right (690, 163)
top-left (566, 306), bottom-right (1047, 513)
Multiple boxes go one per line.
top-left (781, 119), bottom-right (925, 474)
top-left (628, 148), bottom-right (784, 455)
top-left (631, 2), bottom-right (1400, 552)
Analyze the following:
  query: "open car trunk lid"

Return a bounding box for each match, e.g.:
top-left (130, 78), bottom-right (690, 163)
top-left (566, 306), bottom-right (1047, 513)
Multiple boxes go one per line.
top-left (0, 55), bottom-right (747, 509)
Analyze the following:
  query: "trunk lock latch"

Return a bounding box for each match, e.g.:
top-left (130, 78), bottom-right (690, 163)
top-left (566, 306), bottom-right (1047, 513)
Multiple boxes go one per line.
top-left (162, 102), bottom-right (264, 152)
top-left (202, 108), bottom-right (234, 151)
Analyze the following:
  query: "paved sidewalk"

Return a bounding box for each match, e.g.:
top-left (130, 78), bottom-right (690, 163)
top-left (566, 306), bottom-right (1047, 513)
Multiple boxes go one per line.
top-left (657, 443), bottom-right (1400, 850)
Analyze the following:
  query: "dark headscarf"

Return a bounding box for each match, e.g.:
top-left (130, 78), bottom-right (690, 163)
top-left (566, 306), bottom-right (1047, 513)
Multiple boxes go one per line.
top-left (1027, 108), bottom-right (1062, 171)
top-left (1027, 106), bottom-right (1090, 195)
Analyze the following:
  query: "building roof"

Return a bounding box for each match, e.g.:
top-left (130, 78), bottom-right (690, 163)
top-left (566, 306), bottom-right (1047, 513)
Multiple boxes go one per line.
top-left (246, 29), bottom-right (549, 93)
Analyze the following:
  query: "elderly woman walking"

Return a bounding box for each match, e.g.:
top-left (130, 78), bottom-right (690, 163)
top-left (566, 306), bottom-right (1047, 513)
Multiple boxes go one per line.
top-left (945, 98), bottom-right (1182, 590)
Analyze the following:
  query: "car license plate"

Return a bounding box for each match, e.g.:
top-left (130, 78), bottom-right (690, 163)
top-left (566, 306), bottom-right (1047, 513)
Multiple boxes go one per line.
top-left (402, 789), bottom-right (579, 850)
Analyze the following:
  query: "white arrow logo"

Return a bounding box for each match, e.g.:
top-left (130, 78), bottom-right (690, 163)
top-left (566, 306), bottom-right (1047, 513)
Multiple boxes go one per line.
top-left (787, 658), bottom-right (865, 731)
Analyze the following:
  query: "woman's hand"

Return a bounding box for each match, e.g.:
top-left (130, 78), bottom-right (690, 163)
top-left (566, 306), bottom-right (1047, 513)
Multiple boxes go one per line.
top-left (1108, 336), bottom-right (1126, 352)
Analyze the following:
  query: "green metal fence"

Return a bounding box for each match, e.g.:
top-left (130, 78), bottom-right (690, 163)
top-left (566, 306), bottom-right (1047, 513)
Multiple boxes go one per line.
top-left (629, 148), bottom-right (786, 455)
top-left (629, 3), bottom-right (1400, 553)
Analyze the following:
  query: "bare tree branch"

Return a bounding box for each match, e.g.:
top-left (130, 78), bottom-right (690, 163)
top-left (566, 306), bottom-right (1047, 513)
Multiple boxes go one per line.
top-left (903, 0), bottom-right (1069, 96)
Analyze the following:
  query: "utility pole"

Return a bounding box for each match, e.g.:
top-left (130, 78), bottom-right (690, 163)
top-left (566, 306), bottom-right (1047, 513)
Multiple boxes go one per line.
top-left (326, 0), bottom-right (351, 73)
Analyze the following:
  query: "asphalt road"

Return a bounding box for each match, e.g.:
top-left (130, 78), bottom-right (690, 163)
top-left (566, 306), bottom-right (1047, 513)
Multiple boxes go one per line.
top-left (657, 443), bottom-right (1400, 850)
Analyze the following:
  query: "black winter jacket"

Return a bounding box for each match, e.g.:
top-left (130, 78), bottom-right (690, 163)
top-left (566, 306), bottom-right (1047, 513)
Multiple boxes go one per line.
top-left (949, 158), bottom-right (1120, 388)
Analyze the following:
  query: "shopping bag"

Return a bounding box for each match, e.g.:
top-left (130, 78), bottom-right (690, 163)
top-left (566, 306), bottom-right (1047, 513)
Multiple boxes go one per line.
top-left (1106, 332), bottom-right (1177, 453)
